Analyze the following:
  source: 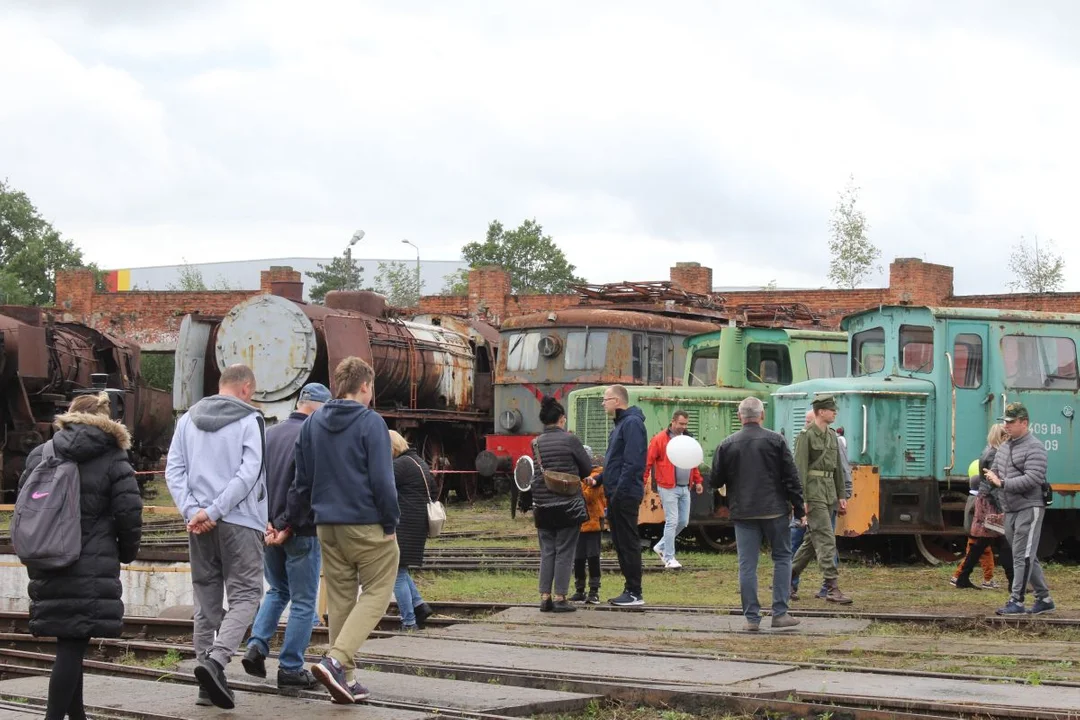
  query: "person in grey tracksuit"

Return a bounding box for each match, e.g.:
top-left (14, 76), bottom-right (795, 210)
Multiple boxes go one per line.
top-left (985, 402), bottom-right (1054, 615)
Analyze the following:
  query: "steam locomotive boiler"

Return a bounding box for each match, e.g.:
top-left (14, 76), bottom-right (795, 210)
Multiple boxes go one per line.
top-left (0, 306), bottom-right (174, 499)
top-left (172, 288), bottom-right (495, 499)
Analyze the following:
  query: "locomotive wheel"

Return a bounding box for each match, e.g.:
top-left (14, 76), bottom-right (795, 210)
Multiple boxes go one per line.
top-left (915, 534), bottom-right (967, 566)
top-left (696, 525), bottom-right (735, 552)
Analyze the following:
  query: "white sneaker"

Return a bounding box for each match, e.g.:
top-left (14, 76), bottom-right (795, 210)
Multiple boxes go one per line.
top-left (665, 558), bottom-right (682, 569)
top-left (653, 542), bottom-right (665, 563)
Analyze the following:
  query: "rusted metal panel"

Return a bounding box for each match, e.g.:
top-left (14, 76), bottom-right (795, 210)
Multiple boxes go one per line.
top-left (323, 314), bottom-right (373, 396)
top-left (172, 314), bottom-right (215, 412)
top-left (836, 464), bottom-right (881, 537)
top-left (501, 308), bottom-right (717, 335)
top-left (14, 325), bottom-right (48, 380)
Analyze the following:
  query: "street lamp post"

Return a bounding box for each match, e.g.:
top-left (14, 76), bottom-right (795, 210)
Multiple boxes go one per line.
top-left (401, 239), bottom-right (420, 303)
top-left (344, 229), bottom-right (365, 291)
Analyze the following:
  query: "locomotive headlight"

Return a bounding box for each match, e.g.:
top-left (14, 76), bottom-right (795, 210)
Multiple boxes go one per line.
top-left (500, 408), bottom-right (523, 432)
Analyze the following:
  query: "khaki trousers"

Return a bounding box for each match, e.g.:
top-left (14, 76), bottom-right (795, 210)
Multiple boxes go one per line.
top-left (316, 524), bottom-right (400, 669)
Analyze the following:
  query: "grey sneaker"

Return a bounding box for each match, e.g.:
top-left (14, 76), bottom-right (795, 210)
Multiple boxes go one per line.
top-left (349, 680), bottom-right (371, 702)
top-left (771, 613), bottom-right (801, 629)
top-left (278, 667), bottom-right (318, 690)
top-left (194, 656), bottom-right (235, 709)
top-left (745, 620), bottom-right (760, 632)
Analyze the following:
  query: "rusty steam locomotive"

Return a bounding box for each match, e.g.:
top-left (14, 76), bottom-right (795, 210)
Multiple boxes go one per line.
top-left (173, 286), bottom-right (495, 499)
top-left (0, 305), bottom-right (174, 499)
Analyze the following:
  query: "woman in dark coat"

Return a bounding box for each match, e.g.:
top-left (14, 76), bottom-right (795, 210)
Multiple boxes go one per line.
top-left (389, 430), bottom-right (437, 630)
top-left (19, 392), bottom-right (143, 720)
top-left (531, 396), bottom-right (592, 613)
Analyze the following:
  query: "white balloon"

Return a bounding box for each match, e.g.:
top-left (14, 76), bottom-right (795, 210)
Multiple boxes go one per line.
top-left (666, 434), bottom-right (703, 470)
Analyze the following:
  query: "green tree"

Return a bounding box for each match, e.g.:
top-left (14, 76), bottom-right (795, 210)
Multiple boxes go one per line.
top-left (827, 175), bottom-right (881, 289)
top-left (373, 261), bottom-right (423, 307)
top-left (440, 268), bottom-right (469, 296)
top-left (461, 219), bottom-right (584, 294)
top-left (306, 255), bottom-right (364, 304)
top-left (0, 179), bottom-right (96, 305)
top-left (167, 260), bottom-right (208, 291)
top-left (1008, 235), bottom-right (1065, 293)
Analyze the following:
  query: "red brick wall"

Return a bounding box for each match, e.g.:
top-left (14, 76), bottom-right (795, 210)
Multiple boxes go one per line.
top-left (54, 268), bottom-right (286, 348)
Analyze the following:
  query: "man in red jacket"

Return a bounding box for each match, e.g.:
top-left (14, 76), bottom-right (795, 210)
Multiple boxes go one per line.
top-left (646, 411), bottom-right (703, 569)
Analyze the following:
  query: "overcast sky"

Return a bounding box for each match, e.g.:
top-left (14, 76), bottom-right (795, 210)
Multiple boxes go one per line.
top-left (2, 0), bottom-right (1077, 294)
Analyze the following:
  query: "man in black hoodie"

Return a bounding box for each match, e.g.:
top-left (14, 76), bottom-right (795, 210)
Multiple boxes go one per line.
top-left (242, 382), bottom-right (329, 690)
top-left (598, 384), bottom-right (647, 606)
top-left (293, 357), bottom-right (400, 705)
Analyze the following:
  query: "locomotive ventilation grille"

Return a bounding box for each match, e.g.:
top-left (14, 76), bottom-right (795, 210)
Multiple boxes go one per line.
top-left (575, 396), bottom-right (614, 454)
top-left (903, 397), bottom-right (928, 472)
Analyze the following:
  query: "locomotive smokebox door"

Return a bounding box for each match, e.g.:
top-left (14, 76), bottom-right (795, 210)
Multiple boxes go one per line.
top-left (513, 455), bottom-right (534, 492)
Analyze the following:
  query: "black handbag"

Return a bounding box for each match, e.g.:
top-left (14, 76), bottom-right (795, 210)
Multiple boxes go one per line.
top-left (533, 495), bottom-right (588, 530)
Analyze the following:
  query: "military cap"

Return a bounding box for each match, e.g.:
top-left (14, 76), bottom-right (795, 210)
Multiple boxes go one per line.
top-left (811, 395), bottom-right (838, 411)
top-left (1000, 401), bottom-right (1029, 423)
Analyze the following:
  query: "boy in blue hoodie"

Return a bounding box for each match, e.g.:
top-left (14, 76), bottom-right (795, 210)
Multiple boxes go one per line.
top-left (165, 364), bottom-right (267, 709)
top-left (293, 356), bottom-right (400, 704)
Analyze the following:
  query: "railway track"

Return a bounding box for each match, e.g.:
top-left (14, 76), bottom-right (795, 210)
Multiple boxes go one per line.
top-left (0, 610), bottom-right (1074, 719)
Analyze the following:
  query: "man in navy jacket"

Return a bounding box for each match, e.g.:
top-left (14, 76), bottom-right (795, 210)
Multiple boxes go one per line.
top-left (292, 357), bottom-right (400, 705)
top-left (597, 384), bottom-right (647, 606)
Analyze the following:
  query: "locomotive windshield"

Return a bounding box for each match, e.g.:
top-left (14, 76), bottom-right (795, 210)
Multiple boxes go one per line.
top-left (1002, 335), bottom-right (1079, 390)
top-left (564, 330), bottom-right (608, 370)
top-left (851, 327), bottom-right (886, 376)
top-left (806, 351), bottom-right (846, 379)
top-left (900, 325), bottom-right (934, 373)
top-left (505, 332), bottom-right (541, 371)
top-left (688, 346), bottom-right (719, 387)
top-left (746, 343), bottom-right (792, 384)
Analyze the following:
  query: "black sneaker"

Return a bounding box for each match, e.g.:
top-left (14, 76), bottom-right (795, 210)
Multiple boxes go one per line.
top-left (278, 667), bottom-right (318, 690)
top-left (413, 602), bottom-right (434, 629)
top-left (609, 591), bottom-right (644, 607)
top-left (196, 688), bottom-right (212, 707)
top-left (569, 591), bottom-right (587, 602)
top-left (242, 644), bottom-right (267, 678)
top-left (194, 656), bottom-right (235, 709)
top-left (585, 591), bottom-right (600, 605)
top-left (539, 597), bottom-right (554, 612)
top-left (551, 599), bottom-right (577, 613)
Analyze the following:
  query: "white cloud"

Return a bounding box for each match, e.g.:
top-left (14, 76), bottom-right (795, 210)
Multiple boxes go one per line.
top-left (2, 0), bottom-right (1079, 295)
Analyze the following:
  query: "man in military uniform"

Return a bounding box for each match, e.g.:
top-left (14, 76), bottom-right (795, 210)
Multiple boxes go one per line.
top-left (790, 395), bottom-right (852, 604)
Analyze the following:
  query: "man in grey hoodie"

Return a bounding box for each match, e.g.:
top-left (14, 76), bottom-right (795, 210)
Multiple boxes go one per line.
top-left (986, 402), bottom-right (1054, 616)
top-left (165, 364), bottom-right (268, 709)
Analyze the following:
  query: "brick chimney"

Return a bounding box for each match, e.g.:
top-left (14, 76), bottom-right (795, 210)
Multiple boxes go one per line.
top-left (669, 262), bottom-right (713, 295)
top-left (467, 266), bottom-right (511, 319)
top-left (54, 269), bottom-right (96, 315)
top-left (887, 258), bottom-right (954, 305)
top-left (260, 266), bottom-right (303, 299)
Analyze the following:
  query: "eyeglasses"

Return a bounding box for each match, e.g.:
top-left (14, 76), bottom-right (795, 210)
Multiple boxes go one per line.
top-left (601, 397), bottom-right (616, 404)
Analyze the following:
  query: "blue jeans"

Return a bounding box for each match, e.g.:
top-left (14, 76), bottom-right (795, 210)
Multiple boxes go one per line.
top-left (394, 569), bottom-right (425, 627)
top-left (735, 516), bottom-right (792, 622)
top-left (246, 535), bottom-right (322, 671)
top-left (657, 485), bottom-right (691, 562)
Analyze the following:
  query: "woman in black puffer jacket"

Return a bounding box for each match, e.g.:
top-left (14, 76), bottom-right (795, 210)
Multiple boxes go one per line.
top-left (389, 430), bottom-right (437, 630)
top-left (531, 397), bottom-right (592, 613)
top-left (19, 393), bottom-right (143, 720)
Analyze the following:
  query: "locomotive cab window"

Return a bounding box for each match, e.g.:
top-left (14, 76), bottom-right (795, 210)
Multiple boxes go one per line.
top-left (688, 346), bottom-right (719, 387)
top-left (746, 344), bottom-right (792, 385)
top-left (952, 333), bottom-right (983, 388)
top-left (900, 325), bottom-right (934, 373)
top-left (564, 330), bottom-right (608, 370)
top-left (806, 351), bottom-right (846, 379)
top-left (632, 333), bottom-right (669, 384)
top-left (505, 331), bottom-right (541, 372)
top-left (851, 327), bottom-right (885, 376)
top-left (1002, 335), bottom-right (1079, 390)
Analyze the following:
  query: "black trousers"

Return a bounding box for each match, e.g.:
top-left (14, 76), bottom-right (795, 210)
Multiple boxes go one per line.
top-left (47, 637), bottom-right (89, 720)
top-left (957, 536), bottom-right (1013, 588)
top-left (607, 495), bottom-right (643, 596)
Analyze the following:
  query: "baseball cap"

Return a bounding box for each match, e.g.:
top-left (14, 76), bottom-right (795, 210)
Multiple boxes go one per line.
top-left (999, 401), bottom-right (1029, 423)
top-left (298, 383), bottom-right (332, 404)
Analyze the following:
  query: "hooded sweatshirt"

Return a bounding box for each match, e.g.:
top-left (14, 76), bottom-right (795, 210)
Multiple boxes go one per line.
top-left (292, 399), bottom-right (399, 534)
top-left (165, 394), bottom-right (268, 533)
